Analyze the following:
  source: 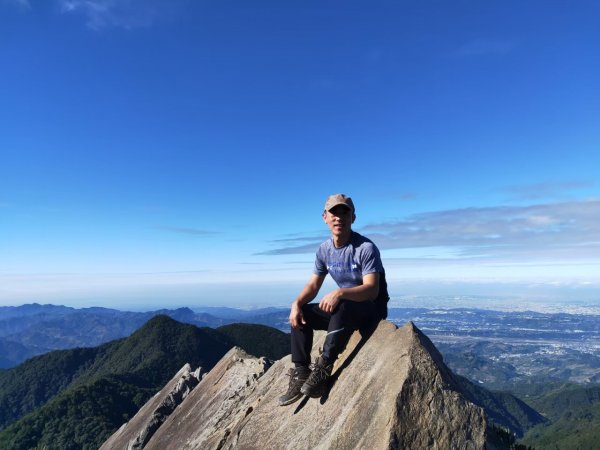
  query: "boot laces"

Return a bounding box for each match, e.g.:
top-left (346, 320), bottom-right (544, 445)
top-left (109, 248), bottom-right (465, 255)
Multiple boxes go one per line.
top-left (286, 367), bottom-right (308, 391)
top-left (307, 360), bottom-right (331, 385)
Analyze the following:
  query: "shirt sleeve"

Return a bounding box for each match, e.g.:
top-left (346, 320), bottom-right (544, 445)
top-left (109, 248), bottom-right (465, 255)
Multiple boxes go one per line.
top-left (313, 244), bottom-right (328, 275)
top-left (358, 242), bottom-right (384, 275)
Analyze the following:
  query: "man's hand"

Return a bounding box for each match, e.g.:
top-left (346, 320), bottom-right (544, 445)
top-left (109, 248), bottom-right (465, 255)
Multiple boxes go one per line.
top-left (319, 289), bottom-right (343, 313)
top-left (289, 302), bottom-right (306, 329)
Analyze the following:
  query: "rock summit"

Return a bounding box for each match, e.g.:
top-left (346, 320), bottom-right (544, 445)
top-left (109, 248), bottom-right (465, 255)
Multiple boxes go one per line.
top-left (102, 321), bottom-right (489, 450)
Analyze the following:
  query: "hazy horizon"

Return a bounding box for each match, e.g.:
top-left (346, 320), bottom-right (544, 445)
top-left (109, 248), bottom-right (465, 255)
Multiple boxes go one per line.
top-left (3, 279), bottom-right (599, 316)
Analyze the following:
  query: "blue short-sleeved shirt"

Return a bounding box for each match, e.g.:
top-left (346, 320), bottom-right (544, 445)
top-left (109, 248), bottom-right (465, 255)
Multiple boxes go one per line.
top-left (313, 231), bottom-right (385, 288)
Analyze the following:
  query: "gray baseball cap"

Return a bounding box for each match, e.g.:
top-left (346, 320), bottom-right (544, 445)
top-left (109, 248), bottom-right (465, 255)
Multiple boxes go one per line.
top-left (324, 194), bottom-right (355, 213)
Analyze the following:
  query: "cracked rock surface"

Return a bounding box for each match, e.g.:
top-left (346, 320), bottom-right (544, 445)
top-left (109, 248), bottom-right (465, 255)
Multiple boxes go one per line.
top-left (100, 364), bottom-right (202, 450)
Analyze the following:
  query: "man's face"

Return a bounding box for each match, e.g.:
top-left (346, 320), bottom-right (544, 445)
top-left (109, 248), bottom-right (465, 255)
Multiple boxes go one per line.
top-left (323, 205), bottom-right (355, 238)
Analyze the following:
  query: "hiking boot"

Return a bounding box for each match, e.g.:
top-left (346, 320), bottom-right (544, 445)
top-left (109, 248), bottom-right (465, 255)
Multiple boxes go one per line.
top-left (278, 366), bottom-right (310, 406)
top-left (300, 356), bottom-right (333, 398)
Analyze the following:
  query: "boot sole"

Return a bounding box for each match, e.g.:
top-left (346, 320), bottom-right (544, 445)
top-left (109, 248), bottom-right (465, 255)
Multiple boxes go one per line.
top-left (278, 392), bottom-right (303, 406)
top-left (300, 385), bottom-right (324, 398)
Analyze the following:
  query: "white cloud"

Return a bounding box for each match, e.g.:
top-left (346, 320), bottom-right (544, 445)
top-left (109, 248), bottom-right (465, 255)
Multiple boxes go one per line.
top-left (363, 199), bottom-right (600, 260)
top-left (264, 199), bottom-right (600, 266)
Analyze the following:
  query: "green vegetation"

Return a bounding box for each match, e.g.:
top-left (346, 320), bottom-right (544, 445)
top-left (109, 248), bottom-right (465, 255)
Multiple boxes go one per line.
top-left (488, 425), bottom-right (534, 450)
top-left (462, 379), bottom-right (600, 449)
top-left (456, 375), bottom-right (547, 437)
top-left (0, 316), bottom-right (290, 450)
top-left (0, 316), bottom-right (231, 432)
top-left (74, 315), bottom-right (232, 388)
top-left (217, 323), bottom-right (289, 361)
top-left (0, 375), bottom-right (155, 450)
top-left (525, 384), bottom-right (600, 421)
top-left (520, 384), bottom-right (600, 450)
top-left (0, 346), bottom-right (102, 430)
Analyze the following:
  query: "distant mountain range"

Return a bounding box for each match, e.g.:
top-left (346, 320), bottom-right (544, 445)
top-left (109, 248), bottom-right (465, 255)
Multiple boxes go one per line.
top-left (0, 316), bottom-right (289, 450)
top-left (3, 304), bottom-right (598, 394)
top-left (0, 303), bottom-right (289, 368)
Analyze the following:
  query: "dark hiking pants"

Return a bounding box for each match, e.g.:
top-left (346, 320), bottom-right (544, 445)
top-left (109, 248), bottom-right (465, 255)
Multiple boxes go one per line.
top-left (291, 300), bottom-right (382, 367)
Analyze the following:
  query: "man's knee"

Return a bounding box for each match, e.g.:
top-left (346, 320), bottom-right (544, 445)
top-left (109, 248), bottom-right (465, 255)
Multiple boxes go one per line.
top-left (300, 303), bottom-right (314, 314)
top-left (332, 300), bottom-right (379, 328)
top-left (332, 299), bottom-right (355, 318)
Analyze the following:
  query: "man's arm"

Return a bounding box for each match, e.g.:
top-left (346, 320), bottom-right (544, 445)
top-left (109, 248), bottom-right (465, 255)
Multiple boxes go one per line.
top-left (289, 273), bottom-right (326, 329)
top-left (318, 272), bottom-right (380, 313)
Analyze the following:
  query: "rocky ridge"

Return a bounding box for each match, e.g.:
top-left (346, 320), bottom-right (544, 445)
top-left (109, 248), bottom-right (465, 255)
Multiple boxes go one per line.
top-left (101, 364), bottom-right (203, 450)
top-left (102, 321), bottom-right (489, 450)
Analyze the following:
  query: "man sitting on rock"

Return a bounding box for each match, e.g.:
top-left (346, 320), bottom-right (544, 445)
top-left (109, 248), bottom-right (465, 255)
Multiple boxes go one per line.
top-left (279, 193), bottom-right (389, 406)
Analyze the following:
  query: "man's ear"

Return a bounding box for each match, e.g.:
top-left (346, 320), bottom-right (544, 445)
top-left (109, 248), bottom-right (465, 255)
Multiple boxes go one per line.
top-left (352, 213), bottom-right (356, 223)
top-left (322, 211), bottom-right (327, 222)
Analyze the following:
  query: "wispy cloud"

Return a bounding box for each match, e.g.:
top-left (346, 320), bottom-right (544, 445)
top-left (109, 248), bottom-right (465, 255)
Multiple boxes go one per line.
top-left (256, 231), bottom-right (328, 256)
top-left (59, 0), bottom-right (188, 30)
top-left (500, 180), bottom-right (594, 201)
top-left (154, 226), bottom-right (220, 237)
top-left (452, 39), bottom-right (514, 57)
top-left (270, 235), bottom-right (328, 244)
top-left (262, 200), bottom-right (600, 262)
top-left (257, 241), bottom-right (323, 256)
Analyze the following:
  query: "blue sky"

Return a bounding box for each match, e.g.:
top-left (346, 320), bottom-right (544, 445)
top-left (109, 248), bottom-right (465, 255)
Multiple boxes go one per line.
top-left (1, 0), bottom-right (599, 309)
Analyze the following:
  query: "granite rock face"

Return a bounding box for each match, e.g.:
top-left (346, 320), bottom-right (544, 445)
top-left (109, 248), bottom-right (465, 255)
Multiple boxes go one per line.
top-left (100, 364), bottom-right (203, 450)
top-left (102, 321), bottom-right (488, 450)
